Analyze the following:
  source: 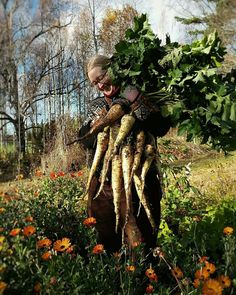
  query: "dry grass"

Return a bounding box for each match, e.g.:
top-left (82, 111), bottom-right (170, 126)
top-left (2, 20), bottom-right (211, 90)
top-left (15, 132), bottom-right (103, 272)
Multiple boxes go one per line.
top-left (160, 129), bottom-right (236, 201)
top-left (40, 116), bottom-right (87, 174)
top-left (190, 150), bottom-right (236, 199)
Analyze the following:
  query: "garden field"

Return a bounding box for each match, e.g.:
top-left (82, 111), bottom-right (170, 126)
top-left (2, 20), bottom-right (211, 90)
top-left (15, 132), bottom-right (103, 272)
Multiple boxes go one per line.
top-left (0, 138), bottom-right (235, 294)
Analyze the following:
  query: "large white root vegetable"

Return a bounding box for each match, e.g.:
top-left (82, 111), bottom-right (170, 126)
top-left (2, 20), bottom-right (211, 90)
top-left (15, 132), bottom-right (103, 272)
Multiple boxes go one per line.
top-left (121, 143), bottom-right (134, 240)
top-left (85, 127), bottom-right (109, 196)
top-left (94, 124), bottom-right (119, 198)
top-left (111, 154), bottom-right (123, 233)
top-left (130, 130), bottom-right (145, 180)
top-left (140, 144), bottom-right (156, 194)
top-left (111, 113), bottom-right (136, 157)
top-left (133, 174), bottom-right (156, 231)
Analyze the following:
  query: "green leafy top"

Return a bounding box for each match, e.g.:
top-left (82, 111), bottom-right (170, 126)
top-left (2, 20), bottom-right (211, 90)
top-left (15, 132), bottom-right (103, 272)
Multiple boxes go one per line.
top-left (108, 14), bottom-right (236, 151)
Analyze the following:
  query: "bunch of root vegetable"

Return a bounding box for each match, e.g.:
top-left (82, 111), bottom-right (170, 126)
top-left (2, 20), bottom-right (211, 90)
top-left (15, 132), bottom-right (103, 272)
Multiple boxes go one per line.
top-left (80, 104), bottom-right (163, 245)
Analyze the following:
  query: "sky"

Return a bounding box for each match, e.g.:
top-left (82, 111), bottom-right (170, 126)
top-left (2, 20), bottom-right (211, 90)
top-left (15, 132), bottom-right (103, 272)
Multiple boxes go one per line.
top-left (139, 0), bottom-right (189, 43)
top-left (110, 0), bottom-right (212, 44)
top-left (107, 0), bottom-right (194, 43)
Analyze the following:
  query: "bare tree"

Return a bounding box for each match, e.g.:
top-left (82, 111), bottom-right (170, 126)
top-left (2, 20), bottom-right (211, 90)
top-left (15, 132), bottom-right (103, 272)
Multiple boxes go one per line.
top-left (0, 0), bottom-right (75, 158)
top-left (98, 4), bottom-right (139, 55)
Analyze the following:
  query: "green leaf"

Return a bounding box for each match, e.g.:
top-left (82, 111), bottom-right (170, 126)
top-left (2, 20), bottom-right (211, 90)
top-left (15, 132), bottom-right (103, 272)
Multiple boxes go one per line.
top-left (211, 56), bottom-right (222, 67)
top-left (128, 70), bottom-right (141, 77)
top-left (193, 71), bottom-right (205, 83)
top-left (115, 41), bottom-right (129, 53)
top-left (230, 102), bottom-right (236, 121)
top-left (202, 46), bottom-right (211, 55)
top-left (217, 85), bottom-right (227, 97)
top-left (222, 103), bottom-right (231, 121)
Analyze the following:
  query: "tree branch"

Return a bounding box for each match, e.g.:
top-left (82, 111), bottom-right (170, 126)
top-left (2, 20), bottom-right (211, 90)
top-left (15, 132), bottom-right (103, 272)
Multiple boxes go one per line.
top-left (0, 111), bottom-right (15, 123)
top-left (25, 19), bottom-right (73, 51)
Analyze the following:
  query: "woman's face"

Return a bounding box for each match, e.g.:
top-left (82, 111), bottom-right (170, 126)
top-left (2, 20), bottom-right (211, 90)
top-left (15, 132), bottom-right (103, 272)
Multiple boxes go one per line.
top-left (88, 66), bottom-right (118, 97)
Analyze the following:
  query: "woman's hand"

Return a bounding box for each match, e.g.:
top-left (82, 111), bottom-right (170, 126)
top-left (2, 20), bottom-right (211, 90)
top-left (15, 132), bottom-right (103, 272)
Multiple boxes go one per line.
top-left (90, 108), bottom-right (108, 128)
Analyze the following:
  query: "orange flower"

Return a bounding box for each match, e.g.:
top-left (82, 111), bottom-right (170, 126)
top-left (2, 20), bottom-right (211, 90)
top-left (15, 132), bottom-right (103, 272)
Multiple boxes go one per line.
top-left (50, 171), bottom-right (57, 179)
top-left (77, 171), bottom-right (83, 176)
top-left (37, 238), bottom-right (52, 249)
top-left (132, 241), bottom-right (140, 248)
top-left (126, 265), bottom-right (135, 272)
top-left (34, 191), bottom-right (39, 197)
top-left (92, 244), bottom-right (104, 254)
top-left (193, 278), bottom-right (201, 288)
top-left (25, 216), bottom-right (34, 222)
top-left (50, 277), bottom-right (57, 285)
top-left (199, 256), bottom-right (208, 263)
top-left (34, 282), bottom-right (41, 293)
top-left (217, 275), bottom-right (231, 288)
top-left (58, 171), bottom-right (65, 177)
top-left (53, 238), bottom-right (71, 252)
top-left (146, 284), bottom-right (154, 294)
top-left (9, 228), bottom-right (21, 236)
top-left (145, 268), bottom-right (155, 278)
top-left (149, 273), bottom-right (158, 282)
top-left (204, 261), bottom-right (216, 274)
top-left (202, 279), bottom-right (223, 295)
top-left (195, 268), bottom-right (210, 280)
top-left (223, 227), bottom-right (234, 235)
top-left (83, 217), bottom-right (96, 227)
top-left (0, 281), bottom-right (7, 293)
top-left (70, 172), bottom-right (76, 178)
top-left (66, 246), bottom-right (74, 253)
top-left (35, 170), bottom-right (43, 177)
top-left (171, 266), bottom-right (184, 279)
top-left (41, 251), bottom-right (52, 261)
top-left (23, 225), bottom-right (36, 236)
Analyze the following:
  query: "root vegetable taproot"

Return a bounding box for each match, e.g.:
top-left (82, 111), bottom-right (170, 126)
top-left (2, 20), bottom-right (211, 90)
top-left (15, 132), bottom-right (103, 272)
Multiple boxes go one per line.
top-left (133, 174), bottom-right (156, 231)
top-left (140, 144), bottom-right (156, 194)
top-left (95, 124), bottom-right (119, 198)
top-left (121, 143), bottom-right (134, 240)
top-left (130, 130), bottom-right (145, 179)
top-left (78, 104), bottom-right (125, 141)
top-left (111, 154), bottom-right (123, 233)
top-left (111, 113), bottom-right (136, 157)
top-left (85, 128), bottom-right (109, 196)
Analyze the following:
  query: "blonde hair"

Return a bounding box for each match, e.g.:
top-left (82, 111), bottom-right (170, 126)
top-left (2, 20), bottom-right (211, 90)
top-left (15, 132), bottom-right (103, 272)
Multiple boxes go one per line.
top-left (86, 55), bottom-right (111, 74)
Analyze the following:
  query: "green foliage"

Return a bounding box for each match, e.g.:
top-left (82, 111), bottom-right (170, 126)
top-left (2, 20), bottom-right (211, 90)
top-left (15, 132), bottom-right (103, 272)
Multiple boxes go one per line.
top-left (0, 175), bottom-right (151, 294)
top-left (0, 170), bottom-right (235, 294)
top-left (109, 14), bottom-right (236, 151)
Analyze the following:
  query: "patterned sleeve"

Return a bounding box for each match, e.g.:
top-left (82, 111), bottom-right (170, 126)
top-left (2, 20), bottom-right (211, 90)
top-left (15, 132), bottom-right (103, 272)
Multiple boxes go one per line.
top-left (78, 96), bottom-right (108, 150)
top-left (83, 96), bottom-right (109, 125)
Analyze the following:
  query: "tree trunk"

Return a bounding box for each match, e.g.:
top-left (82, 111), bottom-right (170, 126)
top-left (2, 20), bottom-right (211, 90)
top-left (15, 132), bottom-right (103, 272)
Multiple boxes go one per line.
top-left (15, 114), bottom-right (26, 156)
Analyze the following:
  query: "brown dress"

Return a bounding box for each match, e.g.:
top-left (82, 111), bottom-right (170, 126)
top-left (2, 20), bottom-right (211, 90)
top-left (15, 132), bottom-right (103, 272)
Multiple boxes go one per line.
top-left (78, 96), bottom-right (170, 254)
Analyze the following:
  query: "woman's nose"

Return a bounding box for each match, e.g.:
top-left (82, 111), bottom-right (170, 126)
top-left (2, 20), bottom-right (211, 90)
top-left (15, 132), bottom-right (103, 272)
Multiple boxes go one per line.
top-left (97, 82), bottom-right (104, 90)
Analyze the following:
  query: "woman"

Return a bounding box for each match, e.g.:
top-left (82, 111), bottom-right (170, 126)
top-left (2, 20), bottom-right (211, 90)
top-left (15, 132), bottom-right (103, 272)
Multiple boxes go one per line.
top-left (79, 54), bottom-right (171, 255)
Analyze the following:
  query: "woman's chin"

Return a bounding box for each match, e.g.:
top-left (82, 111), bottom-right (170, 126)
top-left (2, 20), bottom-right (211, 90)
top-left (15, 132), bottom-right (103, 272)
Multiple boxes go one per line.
top-left (104, 86), bottom-right (119, 98)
